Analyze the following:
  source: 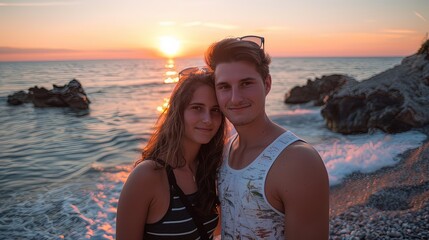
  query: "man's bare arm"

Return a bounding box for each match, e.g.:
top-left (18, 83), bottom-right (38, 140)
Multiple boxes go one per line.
top-left (277, 142), bottom-right (329, 239)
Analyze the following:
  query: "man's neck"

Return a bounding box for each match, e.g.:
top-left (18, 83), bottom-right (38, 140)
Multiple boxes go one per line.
top-left (234, 114), bottom-right (285, 148)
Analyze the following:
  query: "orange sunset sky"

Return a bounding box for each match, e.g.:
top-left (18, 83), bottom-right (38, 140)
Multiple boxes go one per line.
top-left (0, 0), bottom-right (428, 62)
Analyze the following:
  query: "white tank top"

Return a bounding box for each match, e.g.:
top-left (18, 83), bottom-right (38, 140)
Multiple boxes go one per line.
top-left (218, 131), bottom-right (301, 239)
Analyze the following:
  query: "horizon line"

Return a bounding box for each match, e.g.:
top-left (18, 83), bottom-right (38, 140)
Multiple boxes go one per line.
top-left (0, 55), bottom-right (407, 63)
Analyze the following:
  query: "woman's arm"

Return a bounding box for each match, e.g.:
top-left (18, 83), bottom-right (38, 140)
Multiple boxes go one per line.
top-left (116, 162), bottom-right (157, 240)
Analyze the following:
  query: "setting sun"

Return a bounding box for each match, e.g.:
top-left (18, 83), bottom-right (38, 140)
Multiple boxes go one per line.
top-left (159, 36), bottom-right (180, 57)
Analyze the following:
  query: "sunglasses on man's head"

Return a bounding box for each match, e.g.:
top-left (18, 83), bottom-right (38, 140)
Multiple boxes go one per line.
top-left (178, 36), bottom-right (264, 79)
top-left (238, 35), bottom-right (265, 50)
top-left (178, 66), bottom-right (211, 79)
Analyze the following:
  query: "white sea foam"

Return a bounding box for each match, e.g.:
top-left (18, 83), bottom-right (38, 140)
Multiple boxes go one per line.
top-left (272, 109), bottom-right (427, 186)
top-left (237, 108), bottom-right (428, 187)
top-left (0, 165), bottom-right (129, 240)
top-left (315, 130), bottom-right (427, 185)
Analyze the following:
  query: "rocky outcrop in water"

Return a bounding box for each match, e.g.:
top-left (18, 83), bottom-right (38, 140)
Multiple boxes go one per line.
top-left (7, 79), bottom-right (90, 110)
top-left (6, 90), bottom-right (32, 105)
top-left (284, 74), bottom-right (358, 106)
top-left (321, 52), bottom-right (429, 134)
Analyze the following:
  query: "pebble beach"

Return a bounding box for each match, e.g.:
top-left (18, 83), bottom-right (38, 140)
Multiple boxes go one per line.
top-left (329, 126), bottom-right (429, 239)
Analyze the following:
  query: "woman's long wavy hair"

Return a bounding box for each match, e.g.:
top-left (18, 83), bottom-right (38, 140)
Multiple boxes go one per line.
top-left (135, 72), bottom-right (225, 215)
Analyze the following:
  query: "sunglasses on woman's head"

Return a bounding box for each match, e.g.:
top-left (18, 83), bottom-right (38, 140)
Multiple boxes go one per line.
top-left (238, 35), bottom-right (265, 50)
top-left (178, 66), bottom-right (211, 79)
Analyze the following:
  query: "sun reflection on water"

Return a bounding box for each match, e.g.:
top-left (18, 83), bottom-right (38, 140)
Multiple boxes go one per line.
top-left (163, 59), bottom-right (179, 83)
top-left (80, 166), bottom-right (132, 239)
top-left (158, 58), bottom-right (178, 112)
top-left (165, 59), bottom-right (174, 68)
top-left (164, 76), bottom-right (178, 84)
top-left (157, 98), bottom-right (170, 112)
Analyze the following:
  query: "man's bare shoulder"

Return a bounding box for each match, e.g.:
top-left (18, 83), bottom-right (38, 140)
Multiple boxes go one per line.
top-left (272, 140), bottom-right (327, 185)
top-left (274, 141), bottom-right (330, 238)
top-left (279, 141), bottom-right (323, 167)
top-left (266, 140), bottom-right (328, 214)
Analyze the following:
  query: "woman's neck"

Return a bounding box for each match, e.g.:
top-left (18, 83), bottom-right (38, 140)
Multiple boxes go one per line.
top-left (181, 140), bottom-right (200, 171)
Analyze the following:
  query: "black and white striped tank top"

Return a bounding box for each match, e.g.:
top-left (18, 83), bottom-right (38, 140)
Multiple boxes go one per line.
top-left (144, 168), bottom-right (218, 239)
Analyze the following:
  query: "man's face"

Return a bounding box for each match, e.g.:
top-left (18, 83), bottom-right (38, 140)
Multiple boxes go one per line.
top-left (214, 61), bottom-right (271, 127)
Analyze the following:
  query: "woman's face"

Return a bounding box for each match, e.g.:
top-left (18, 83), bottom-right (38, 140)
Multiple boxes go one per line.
top-left (182, 84), bottom-right (222, 147)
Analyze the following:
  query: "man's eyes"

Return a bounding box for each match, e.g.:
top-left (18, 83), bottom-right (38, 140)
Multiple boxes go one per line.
top-left (211, 107), bottom-right (221, 113)
top-left (241, 81), bottom-right (253, 86)
top-left (216, 82), bottom-right (253, 89)
top-left (216, 84), bottom-right (230, 90)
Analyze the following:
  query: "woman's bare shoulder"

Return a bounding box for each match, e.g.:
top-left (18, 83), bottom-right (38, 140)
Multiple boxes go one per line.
top-left (128, 160), bottom-right (164, 181)
top-left (117, 160), bottom-right (166, 239)
top-left (124, 160), bottom-right (165, 191)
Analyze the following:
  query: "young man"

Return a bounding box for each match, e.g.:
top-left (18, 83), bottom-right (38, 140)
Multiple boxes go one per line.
top-left (205, 36), bottom-right (329, 239)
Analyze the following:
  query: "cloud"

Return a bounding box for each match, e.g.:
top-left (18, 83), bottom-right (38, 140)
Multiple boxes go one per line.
top-left (379, 29), bottom-right (416, 39)
top-left (0, 47), bottom-right (158, 55)
top-left (414, 11), bottom-right (427, 22)
top-left (0, 47), bottom-right (77, 54)
top-left (0, 1), bottom-right (79, 7)
top-left (381, 29), bottom-right (416, 34)
top-left (0, 47), bottom-right (160, 61)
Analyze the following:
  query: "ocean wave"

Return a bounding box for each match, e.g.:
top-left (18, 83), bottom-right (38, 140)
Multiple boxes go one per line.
top-left (316, 130), bottom-right (427, 186)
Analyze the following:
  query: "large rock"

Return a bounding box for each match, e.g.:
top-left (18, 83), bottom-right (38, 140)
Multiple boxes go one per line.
top-left (321, 53), bottom-right (429, 134)
top-left (284, 74), bottom-right (358, 106)
top-left (6, 90), bottom-right (32, 105)
top-left (7, 79), bottom-right (90, 110)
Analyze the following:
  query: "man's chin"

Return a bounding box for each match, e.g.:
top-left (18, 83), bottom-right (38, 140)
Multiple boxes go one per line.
top-left (228, 119), bottom-right (251, 127)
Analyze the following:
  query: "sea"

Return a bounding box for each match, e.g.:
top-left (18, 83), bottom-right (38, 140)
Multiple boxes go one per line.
top-left (0, 57), bottom-right (427, 239)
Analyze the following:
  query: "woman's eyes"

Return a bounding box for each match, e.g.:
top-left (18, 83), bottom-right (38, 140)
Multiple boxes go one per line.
top-left (190, 106), bottom-right (221, 113)
top-left (191, 106), bottom-right (203, 111)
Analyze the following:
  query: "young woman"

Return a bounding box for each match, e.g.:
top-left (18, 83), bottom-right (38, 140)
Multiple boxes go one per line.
top-left (116, 67), bottom-right (225, 240)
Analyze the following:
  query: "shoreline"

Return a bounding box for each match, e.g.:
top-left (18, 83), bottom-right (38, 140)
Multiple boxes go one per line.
top-left (329, 126), bottom-right (429, 239)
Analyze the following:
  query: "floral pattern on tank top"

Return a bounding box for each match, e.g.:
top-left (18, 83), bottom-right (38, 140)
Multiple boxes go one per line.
top-left (218, 131), bottom-right (301, 239)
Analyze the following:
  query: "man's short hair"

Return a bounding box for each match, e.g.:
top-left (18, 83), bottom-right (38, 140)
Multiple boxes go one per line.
top-left (204, 37), bottom-right (271, 80)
